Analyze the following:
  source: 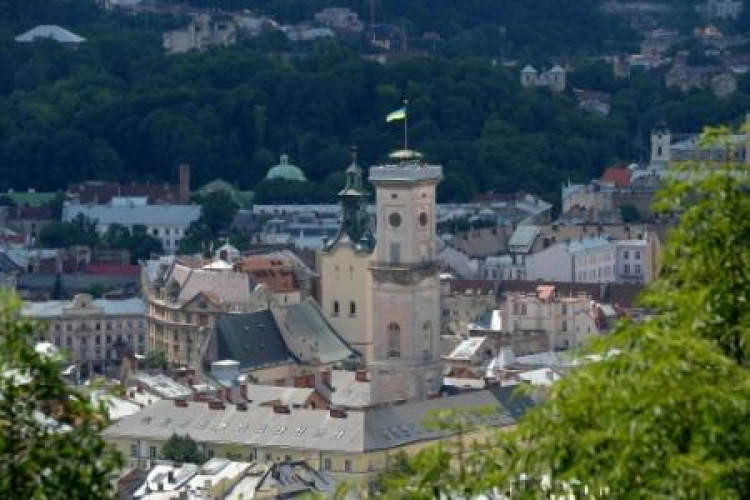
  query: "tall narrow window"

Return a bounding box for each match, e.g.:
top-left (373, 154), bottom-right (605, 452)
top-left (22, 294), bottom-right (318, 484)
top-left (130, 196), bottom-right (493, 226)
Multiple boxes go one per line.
top-left (333, 300), bottom-right (340, 316)
top-left (390, 243), bottom-right (401, 264)
top-left (349, 301), bottom-right (356, 317)
top-left (387, 323), bottom-right (401, 358)
top-left (422, 321), bottom-right (432, 360)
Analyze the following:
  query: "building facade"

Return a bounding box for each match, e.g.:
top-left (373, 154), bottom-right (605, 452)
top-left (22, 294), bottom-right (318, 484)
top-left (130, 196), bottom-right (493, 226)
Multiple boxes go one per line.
top-left (502, 286), bottom-right (601, 351)
top-left (142, 259), bottom-right (267, 368)
top-left (22, 294), bottom-right (146, 373)
top-left (368, 158), bottom-right (443, 404)
top-left (318, 155), bottom-right (376, 359)
top-left (63, 199), bottom-right (200, 254)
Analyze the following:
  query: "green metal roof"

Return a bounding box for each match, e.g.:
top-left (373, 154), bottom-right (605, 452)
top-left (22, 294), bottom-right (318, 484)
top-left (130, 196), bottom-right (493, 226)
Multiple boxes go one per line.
top-left (266, 154), bottom-right (306, 182)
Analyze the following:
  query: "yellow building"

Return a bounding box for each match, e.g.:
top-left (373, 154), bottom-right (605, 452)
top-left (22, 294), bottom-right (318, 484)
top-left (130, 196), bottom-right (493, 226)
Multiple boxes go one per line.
top-left (102, 386), bottom-right (532, 490)
top-left (318, 154), bottom-right (376, 360)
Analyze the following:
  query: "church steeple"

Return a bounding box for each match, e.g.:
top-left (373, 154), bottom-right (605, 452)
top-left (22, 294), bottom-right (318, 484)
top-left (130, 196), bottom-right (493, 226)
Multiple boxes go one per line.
top-left (329, 147), bottom-right (374, 251)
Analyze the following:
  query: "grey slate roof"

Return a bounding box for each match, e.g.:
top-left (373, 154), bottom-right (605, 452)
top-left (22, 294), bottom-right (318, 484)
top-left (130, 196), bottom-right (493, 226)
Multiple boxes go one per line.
top-left (0, 252), bottom-right (21, 273)
top-left (17, 273), bottom-right (139, 292)
top-left (63, 203), bottom-right (200, 227)
top-left (21, 297), bottom-right (145, 318)
top-left (103, 389), bottom-right (520, 453)
top-left (276, 299), bottom-right (357, 364)
top-left (215, 310), bottom-right (297, 371)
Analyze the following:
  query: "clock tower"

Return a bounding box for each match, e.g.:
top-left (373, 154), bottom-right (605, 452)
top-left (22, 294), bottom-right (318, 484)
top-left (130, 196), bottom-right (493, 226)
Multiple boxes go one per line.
top-left (368, 152), bottom-right (443, 404)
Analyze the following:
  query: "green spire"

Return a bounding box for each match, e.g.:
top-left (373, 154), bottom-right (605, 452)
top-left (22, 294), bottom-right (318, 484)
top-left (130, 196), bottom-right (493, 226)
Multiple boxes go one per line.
top-left (330, 147), bottom-right (374, 252)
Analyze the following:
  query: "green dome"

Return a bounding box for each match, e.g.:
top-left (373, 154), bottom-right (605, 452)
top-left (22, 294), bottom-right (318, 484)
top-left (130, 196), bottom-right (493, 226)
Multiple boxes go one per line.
top-left (265, 154), bottom-right (306, 182)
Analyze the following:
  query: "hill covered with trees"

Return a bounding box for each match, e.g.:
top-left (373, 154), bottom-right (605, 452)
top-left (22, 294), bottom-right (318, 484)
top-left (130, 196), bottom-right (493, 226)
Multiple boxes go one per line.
top-left (1, 0), bottom-right (750, 203)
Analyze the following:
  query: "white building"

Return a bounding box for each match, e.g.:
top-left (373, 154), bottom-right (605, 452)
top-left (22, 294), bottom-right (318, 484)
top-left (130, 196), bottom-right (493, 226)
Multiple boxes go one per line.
top-left (314, 7), bottom-right (363, 32)
top-left (520, 64), bottom-right (566, 92)
top-left (570, 237), bottom-right (618, 283)
top-left (699, 0), bottom-right (743, 20)
top-left (502, 285), bottom-right (602, 350)
top-left (615, 239), bottom-right (647, 283)
top-left (525, 236), bottom-right (650, 284)
top-left (163, 14), bottom-right (237, 54)
top-left (22, 294), bottom-right (146, 373)
top-left (62, 198), bottom-right (200, 254)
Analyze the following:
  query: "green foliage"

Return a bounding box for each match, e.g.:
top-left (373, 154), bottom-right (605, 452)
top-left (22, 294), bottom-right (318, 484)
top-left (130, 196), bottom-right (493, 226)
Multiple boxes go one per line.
top-left (0, 194), bottom-right (16, 207)
top-left (619, 203), bottom-right (641, 223)
top-left (160, 433), bottom-right (206, 464)
top-left (0, 5), bottom-right (713, 203)
top-left (103, 223), bottom-right (164, 263)
top-left (38, 214), bottom-right (100, 248)
top-left (191, 191), bottom-right (239, 236)
top-left (179, 191), bottom-right (239, 255)
top-left (144, 350), bottom-right (168, 371)
top-left (0, 293), bottom-right (122, 498)
top-left (382, 127), bottom-right (750, 498)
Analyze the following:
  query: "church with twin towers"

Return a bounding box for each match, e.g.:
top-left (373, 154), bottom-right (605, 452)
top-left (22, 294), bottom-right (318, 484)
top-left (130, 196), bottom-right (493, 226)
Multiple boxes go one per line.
top-left (318, 147), bottom-right (444, 406)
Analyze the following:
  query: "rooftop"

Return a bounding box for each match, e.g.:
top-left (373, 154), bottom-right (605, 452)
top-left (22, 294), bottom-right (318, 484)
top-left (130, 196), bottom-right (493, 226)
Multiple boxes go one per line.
top-left (63, 203), bottom-right (200, 227)
top-left (21, 296), bottom-right (145, 318)
top-left (104, 389), bottom-right (523, 453)
top-left (15, 25), bottom-right (85, 43)
top-left (273, 299), bottom-right (357, 364)
top-left (215, 310), bottom-right (297, 371)
top-left (369, 162), bottom-right (443, 183)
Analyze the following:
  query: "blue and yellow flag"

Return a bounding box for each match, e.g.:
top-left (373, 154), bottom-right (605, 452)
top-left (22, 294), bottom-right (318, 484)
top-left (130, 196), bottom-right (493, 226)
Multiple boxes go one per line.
top-left (386, 107), bottom-right (406, 122)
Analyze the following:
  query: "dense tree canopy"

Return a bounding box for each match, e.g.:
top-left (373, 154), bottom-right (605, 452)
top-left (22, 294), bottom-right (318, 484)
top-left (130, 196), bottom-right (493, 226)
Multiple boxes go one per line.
top-left (382, 128), bottom-right (750, 498)
top-left (2, 1), bottom-right (749, 204)
top-left (161, 433), bottom-right (206, 464)
top-left (0, 293), bottom-right (122, 498)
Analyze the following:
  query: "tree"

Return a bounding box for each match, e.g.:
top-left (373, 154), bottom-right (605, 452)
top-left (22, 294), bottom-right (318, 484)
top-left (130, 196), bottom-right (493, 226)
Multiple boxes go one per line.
top-left (144, 350), bottom-right (168, 371)
top-left (160, 433), bottom-right (206, 464)
top-left (620, 203), bottom-right (641, 222)
top-left (383, 128), bottom-right (750, 498)
top-left (38, 214), bottom-right (100, 249)
top-left (0, 195), bottom-right (16, 207)
top-left (0, 293), bottom-right (122, 498)
top-left (127, 225), bottom-right (164, 263)
top-left (192, 191), bottom-right (239, 236)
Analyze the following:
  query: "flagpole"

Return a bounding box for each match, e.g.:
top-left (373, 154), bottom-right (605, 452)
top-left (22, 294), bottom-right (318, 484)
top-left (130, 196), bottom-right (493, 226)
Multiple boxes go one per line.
top-left (403, 98), bottom-right (409, 152)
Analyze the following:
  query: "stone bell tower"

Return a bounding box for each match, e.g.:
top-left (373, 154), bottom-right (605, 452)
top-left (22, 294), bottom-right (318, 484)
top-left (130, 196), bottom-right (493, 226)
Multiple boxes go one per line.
top-left (367, 152), bottom-right (443, 405)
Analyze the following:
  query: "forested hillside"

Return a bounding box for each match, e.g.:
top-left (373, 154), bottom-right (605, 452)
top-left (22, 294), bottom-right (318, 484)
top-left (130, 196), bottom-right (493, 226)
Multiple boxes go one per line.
top-left (1, 0), bottom-right (750, 203)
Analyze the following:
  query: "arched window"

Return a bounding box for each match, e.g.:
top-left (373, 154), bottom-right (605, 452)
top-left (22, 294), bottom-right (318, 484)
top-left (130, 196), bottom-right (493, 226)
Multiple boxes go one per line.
top-left (349, 301), bottom-right (356, 317)
top-left (333, 300), bottom-right (340, 316)
top-left (387, 323), bottom-right (401, 358)
top-left (422, 321), bottom-right (432, 360)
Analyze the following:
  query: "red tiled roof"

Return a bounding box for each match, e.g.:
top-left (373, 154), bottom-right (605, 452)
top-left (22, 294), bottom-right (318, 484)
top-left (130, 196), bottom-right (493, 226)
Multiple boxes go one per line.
top-left (85, 264), bottom-right (140, 276)
top-left (601, 167), bottom-right (631, 188)
top-left (448, 279), bottom-right (497, 296)
top-left (235, 256), bottom-right (299, 293)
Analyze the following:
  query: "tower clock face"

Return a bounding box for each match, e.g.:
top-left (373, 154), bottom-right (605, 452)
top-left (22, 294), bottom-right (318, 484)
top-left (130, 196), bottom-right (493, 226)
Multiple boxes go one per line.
top-left (419, 212), bottom-right (429, 227)
top-left (389, 212), bottom-right (402, 228)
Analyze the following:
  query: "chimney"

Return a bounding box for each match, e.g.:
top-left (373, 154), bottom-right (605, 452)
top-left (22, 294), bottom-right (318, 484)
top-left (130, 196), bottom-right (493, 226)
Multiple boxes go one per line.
top-left (355, 370), bottom-right (368, 382)
top-left (178, 164), bottom-right (190, 203)
top-left (329, 407), bottom-right (347, 419)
